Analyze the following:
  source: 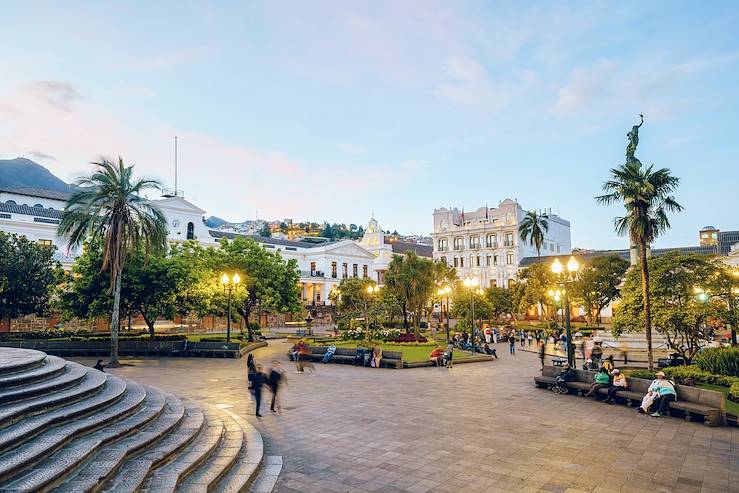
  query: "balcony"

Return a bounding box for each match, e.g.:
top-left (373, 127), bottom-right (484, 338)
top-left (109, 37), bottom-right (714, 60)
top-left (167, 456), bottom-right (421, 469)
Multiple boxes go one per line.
top-left (437, 246), bottom-right (449, 252)
top-left (504, 241), bottom-right (514, 247)
top-left (302, 270), bottom-right (325, 278)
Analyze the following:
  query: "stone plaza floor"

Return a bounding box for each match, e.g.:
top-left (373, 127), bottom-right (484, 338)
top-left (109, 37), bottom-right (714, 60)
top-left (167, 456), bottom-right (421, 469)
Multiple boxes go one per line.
top-left (75, 341), bottom-right (739, 493)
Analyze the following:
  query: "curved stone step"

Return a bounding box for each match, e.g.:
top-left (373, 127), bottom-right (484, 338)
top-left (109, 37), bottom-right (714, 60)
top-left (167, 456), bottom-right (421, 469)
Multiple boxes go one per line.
top-left (0, 378), bottom-right (140, 485)
top-left (212, 411), bottom-right (264, 493)
top-left (0, 364), bottom-right (86, 404)
top-left (0, 373), bottom-right (126, 453)
top-left (0, 349), bottom-right (47, 376)
top-left (177, 410), bottom-right (244, 493)
top-left (0, 355), bottom-right (66, 389)
top-left (53, 391), bottom-right (185, 493)
top-left (98, 399), bottom-right (205, 492)
top-left (140, 405), bottom-right (225, 493)
top-left (0, 365), bottom-right (107, 427)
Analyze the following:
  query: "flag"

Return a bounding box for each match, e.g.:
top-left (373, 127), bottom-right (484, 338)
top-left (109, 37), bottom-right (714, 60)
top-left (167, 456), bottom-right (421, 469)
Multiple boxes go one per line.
top-left (485, 203), bottom-right (489, 220)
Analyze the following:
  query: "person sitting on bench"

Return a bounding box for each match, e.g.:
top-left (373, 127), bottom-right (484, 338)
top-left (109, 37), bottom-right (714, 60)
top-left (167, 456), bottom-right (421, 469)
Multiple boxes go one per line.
top-left (554, 363), bottom-right (576, 392)
top-left (604, 369), bottom-right (628, 403)
top-left (641, 371), bottom-right (677, 417)
top-left (483, 343), bottom-right (497, 358)
top-left (429, 348), bottom-right (444, 366)
top-left (584, 368), bottom-right (611, 398)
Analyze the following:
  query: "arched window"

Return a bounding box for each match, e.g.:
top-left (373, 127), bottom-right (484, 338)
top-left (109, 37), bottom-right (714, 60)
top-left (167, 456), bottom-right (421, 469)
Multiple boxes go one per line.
top-left (33, 203), bottom-right (43, 208)
top-left (186, 222), bottom-right (195, 240)
top-left (5, 200), bottom-right (16, 205)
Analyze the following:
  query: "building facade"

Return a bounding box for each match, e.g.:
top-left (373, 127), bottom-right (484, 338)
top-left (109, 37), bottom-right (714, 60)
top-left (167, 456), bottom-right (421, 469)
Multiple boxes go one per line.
top-left (432, 199), bottom-right (572, 288)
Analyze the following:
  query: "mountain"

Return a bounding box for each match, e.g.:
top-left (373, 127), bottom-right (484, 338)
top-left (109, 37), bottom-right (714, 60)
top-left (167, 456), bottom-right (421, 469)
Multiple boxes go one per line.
top-left (205, 216), bottom-right (227, 228)
top-left (0, 158), bottom-right (72, 192)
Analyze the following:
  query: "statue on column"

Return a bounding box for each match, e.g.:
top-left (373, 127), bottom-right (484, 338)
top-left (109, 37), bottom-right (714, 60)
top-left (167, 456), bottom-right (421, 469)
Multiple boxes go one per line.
top-left (625, 113), bottom-right (644, 166)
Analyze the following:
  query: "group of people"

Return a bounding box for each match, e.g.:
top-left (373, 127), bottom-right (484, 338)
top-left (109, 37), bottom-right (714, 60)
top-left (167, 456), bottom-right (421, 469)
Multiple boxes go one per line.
top-left (557, 362), bottom-right (678, 418)
top-left (246, 353), bottom-right (286, 417)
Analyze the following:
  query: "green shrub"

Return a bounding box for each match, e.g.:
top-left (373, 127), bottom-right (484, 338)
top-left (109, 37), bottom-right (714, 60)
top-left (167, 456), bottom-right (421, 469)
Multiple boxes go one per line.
top-left (694, 347), bottom-right (739, 377)
top-left (730, 382), bottom-right (739, 402)
top-left (628, 369), bottom-right (656, 380)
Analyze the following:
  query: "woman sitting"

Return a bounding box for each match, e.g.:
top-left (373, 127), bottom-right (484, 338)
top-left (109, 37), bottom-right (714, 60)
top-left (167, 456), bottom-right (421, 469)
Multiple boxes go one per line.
top-left (371, 347), bottom-right (383, 368)
top-left (429, 348), bottom-right (444, 366)
top-left (584, 368), bottom-right (611, 398)
top-left (483, 343), bottom-right (497, 358)
top-left (604, 369), bottom-right (628, 403)
top-left (640, 371), bottom-right (677, 417)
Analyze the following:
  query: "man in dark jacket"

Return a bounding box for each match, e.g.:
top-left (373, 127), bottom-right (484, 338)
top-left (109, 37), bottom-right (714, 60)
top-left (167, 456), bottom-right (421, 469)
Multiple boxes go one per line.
top-left (251, 366), bottom-right (267, 417)
top-left (268, 360), bottom-right (286, 413)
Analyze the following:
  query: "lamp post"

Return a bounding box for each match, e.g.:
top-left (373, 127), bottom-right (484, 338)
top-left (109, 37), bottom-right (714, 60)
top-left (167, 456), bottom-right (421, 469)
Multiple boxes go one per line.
top-left (551, 256), bottom-right (579, 367)
top-left (366, 284), bottom-right (381, 330)
top-left (437, 285), bottom-right (452, 342)
top-left (220, 272), bottom-right (241, 343)
top-left (463, 277), bottom-right (483, 356)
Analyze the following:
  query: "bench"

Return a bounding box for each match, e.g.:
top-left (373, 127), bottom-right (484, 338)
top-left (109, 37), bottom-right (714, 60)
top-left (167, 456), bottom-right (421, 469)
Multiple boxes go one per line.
top-left (534, 365), bottom-right (725, 426)
top-left (287, 346), bottom-right (404, 368)
top-left (186, 341), bottom-right (241, 358)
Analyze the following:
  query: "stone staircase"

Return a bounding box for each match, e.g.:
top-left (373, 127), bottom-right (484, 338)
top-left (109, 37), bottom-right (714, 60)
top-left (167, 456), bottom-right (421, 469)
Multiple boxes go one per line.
top-left (0, 348), bottom-right (265, 493)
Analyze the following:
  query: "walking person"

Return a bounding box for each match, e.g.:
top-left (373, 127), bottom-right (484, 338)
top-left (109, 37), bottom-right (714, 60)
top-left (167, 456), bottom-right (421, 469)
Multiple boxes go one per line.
top-left (247, 353), bottom-right (257, 389)
top-left (527, 331), bottom-right (533, 347)
top-left (509, 333), bottom-right (516, 355)
top-left (538, 341), bottom-right (546, 368)
top-left (519, 329), bottom-right (526, 348)
top-left (251, 365), bottom-right (267, 417)
top-left (268, 360), bottom-right (286, 413)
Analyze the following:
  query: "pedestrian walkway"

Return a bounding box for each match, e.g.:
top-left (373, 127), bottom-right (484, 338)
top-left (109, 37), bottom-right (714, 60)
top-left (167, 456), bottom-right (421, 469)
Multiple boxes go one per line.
top-left (82, 341), bottom-right (739, 493)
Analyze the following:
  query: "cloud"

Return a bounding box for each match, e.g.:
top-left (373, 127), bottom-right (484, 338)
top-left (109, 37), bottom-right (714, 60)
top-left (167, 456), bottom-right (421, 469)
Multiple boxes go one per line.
top-left (25, 80), bottom-right (82, 112)
top-left (433, 56), bottom-right (510, 111)
top-left (552, 60), bottom-right (620, 118)
top-left (26, 150), bottom-right (56, 160)
top-left (339, 144), bottom-right (365, 156)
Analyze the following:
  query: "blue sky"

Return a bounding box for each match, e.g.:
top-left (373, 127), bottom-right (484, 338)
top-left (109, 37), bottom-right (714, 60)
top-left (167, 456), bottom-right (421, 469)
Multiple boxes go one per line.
top-left (1, 1), bottom-right (738, 249)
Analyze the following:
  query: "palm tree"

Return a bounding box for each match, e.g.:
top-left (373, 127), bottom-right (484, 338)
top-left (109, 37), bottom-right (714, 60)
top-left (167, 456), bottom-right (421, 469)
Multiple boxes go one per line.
top-left (518, 211), bottom-right (549, 257)
top-left (58, 158), bottom-right (167, 367)
top-left (596, 160), bottom-right (682, 369)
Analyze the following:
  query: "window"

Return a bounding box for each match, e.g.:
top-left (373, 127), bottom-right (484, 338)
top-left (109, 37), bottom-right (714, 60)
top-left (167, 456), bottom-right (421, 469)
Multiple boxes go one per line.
top-left (486, 234), bottom-right (496, 248)
top-left (310, 262), bottom-right (316, 275)
top-left (505, 232), bottom-right (514, 247)
top-left (285, 247), bottom-right (297, 251)
top-left (5, 200), bottom-right (15, 205)
top-left (38, 239), bottom-right (53, 247)
top-left (186, 222), bottom-right (195, 240)
top-left (493, 254), bottom-right (498, 266)
top-left (331, 262), bottom-right (337, 278)
top-left (556, 245), bottom-right (561, 253)
top-left (475, 255), bottom-right (481, 267)
top-left (363, 265), bottom-right (368, 278)
top-left (342, 263), bottom-right (348, 278)
top-left (506, 251), bottom-right (514, 265)
top-left (353, 264), bottom-right (358, 277)
top-left (438, 238), bottom-right (448, 251)
top-left (441, 256), bottom-right (447, 265)
top-left (453, 257), bottom-right (458, 267)
top-left (459, 257), bottom-right (464, 267)
top-left (453, 237), bottom-right (464, 250)
top-left (486, 255), bottom-right (491, 266)
top-left (470, 236), bottom-right (480, 248)
top-left (33, 203), bottom-right (43, 208)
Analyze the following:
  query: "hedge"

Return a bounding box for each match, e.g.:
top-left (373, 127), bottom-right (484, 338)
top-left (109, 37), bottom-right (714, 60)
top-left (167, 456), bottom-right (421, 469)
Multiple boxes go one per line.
top-left (695, 347), bottom-right (739, 377)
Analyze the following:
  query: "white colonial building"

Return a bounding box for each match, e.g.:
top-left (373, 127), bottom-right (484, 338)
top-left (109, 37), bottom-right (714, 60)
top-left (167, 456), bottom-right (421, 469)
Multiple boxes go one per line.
top-left (432, 199), bottom-right (572, 287)
top-left (0, 188), bottom-right (393, 307)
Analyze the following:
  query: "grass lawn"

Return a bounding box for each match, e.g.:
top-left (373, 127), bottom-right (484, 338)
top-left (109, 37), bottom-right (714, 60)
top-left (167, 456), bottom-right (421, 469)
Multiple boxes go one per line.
top-left (332, 341), bottom-right (475, 363)
top-left (696, 383), bottom-right (739, 416)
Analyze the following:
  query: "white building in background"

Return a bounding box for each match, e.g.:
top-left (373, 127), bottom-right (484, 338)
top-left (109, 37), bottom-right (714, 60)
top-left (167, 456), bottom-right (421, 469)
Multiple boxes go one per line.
top-left (432, 199), bottom-right (572, 288)
top-left (0, 188), bottom-right (384, 306)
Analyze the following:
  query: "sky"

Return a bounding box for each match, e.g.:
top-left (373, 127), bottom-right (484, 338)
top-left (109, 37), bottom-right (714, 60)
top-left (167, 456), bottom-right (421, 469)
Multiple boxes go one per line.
top-left (1, 1), bottom-right (738, 250)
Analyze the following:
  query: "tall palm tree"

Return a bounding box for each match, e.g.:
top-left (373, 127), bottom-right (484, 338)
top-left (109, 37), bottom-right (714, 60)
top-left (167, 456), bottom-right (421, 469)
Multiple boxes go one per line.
top-left (596, 160), bottom-right (682, 370)
top-left (58, 158), bottom-right (167, 367)
top-left (518, 211), bottom-right (549, 257)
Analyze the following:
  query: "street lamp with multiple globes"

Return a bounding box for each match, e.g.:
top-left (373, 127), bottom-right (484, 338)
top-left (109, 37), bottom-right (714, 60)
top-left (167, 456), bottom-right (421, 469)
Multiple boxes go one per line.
top-left (366, 284), bottom-right (381, 330)
top-left (462, 277), bottom-right (484, 355)
top-left (550, 256), bottom-right (580, 366)
top-left (220, 273), bottom-right (241, 343)
top-left (437, 285), bottom-right (452, 342)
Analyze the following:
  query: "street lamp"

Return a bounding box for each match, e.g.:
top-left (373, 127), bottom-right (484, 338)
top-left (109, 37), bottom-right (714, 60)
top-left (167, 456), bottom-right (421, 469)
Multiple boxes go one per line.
top-left (437, 285), bottom-right (452, 342)
top-left (221, 272), bottom-right (241, 343)
top-left (463, 277), bottom-right (483, 355)
top-left (551, 256), bottom-right (579, 366)
top-left (366, 284), bottom-right (381, 330)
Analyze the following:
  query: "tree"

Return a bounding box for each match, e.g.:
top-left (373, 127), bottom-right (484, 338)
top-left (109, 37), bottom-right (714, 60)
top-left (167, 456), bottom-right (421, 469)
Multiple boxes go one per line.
top-left (518, 211), bottom-right (549, 257)
top-left (258, 224), bottom-right (271, 237)
top-left (486, 286), bottom-right (513, 322)
top-left (58, 158), bottom-right (167, 366)
top-left (713, 265), bottom-right (739, 345)
top-left (511, 263), bottom-right (555, 321)
top-left (0, 232), bottom-right (58, 325)
top-left (450, 289), bottom-right (493, 322)
top-left (123, 251), bottom-right (196, 337)
top-left (206, 237), bottom-right (302, 341)
top-left (570, 255), bottom-right (629, 325)
top-left (334, 277), bottom-right (381, 327)
top-left (596, 116), bottom-right (682, 369)
top-left (614, 252), bottom-right (722, 364)
top-left (384, 252), bottom-right (435, 337)
top-left (56, 240), bottom-right (114, 324)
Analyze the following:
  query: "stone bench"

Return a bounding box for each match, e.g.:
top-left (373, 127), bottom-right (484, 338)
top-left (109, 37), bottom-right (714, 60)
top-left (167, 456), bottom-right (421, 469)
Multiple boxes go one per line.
top-left (289, 346), bottom-right (404, 369)
top-left (534, 365), bottom-right (725, 426)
